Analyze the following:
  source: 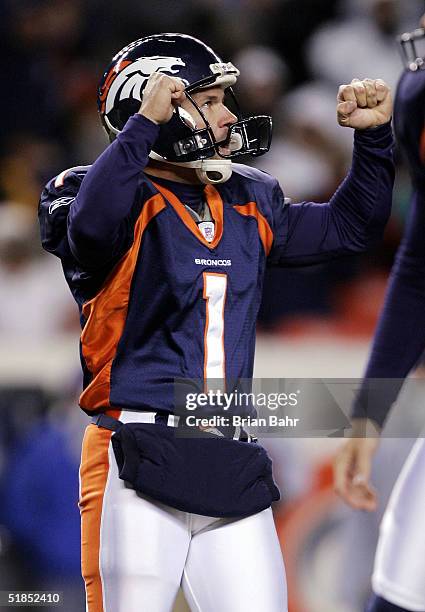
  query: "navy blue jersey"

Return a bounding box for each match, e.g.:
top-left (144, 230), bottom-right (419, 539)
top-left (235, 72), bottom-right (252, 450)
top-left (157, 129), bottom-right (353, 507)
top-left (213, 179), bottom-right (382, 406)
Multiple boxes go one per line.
top-left (39, 114), bottom-right (394, 415)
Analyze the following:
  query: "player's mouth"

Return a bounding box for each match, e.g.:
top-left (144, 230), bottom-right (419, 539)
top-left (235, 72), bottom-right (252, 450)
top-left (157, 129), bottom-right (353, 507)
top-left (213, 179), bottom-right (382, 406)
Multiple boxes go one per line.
top-left (217, 132), bottom-right (242, 157)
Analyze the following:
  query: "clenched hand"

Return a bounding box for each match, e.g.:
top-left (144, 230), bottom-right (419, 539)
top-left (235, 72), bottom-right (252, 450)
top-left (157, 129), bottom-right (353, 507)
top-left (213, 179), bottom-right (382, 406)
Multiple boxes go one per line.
top-left (337, 78), bottom-right (392, 130)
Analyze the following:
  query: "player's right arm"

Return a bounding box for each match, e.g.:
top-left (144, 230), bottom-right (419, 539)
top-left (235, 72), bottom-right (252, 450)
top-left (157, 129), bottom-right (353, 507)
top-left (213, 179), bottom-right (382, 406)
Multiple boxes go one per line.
top-left (49, 75), bottom-right (183, 268)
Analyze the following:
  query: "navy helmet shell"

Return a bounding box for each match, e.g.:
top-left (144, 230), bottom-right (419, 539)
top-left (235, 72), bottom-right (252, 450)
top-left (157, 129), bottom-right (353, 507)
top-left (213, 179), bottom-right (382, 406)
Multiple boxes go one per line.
top-left (97, 33), bottom-right (271, 163)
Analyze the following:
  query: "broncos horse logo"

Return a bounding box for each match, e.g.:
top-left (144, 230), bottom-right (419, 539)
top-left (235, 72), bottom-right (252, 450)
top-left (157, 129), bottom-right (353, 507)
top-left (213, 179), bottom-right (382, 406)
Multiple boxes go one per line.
top-left (100, 56), bottom-right (187, 114)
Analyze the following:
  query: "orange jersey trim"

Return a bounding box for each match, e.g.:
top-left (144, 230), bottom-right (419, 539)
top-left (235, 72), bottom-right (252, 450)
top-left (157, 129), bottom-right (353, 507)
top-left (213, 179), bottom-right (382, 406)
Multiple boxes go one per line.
top-left (233, 202), bottom-right (274, 256)
top-left (79, 194), bottom-right (166, 411)
top-left (152, 181), bottom-right (224, 249)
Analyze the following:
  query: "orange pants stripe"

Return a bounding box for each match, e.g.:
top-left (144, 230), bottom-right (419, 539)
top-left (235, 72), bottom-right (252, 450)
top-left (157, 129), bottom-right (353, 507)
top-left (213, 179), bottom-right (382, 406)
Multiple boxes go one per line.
top-left (79, 424), bottom-right (113, 612)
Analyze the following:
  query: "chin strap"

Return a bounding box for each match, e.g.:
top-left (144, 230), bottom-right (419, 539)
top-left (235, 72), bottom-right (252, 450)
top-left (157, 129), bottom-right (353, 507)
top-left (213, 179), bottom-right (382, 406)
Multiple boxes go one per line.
top-left (148, 152), bottom-right (233, 184)
top-left (192, 159), bottom-right (233, 184)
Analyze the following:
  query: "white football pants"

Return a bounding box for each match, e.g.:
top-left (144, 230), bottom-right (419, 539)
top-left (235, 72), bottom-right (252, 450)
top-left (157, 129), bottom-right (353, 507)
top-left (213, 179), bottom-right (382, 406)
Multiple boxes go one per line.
top-left (79, 415), bottom-right (287, 612)
top-left (372, 438), bottom-right (425, 611)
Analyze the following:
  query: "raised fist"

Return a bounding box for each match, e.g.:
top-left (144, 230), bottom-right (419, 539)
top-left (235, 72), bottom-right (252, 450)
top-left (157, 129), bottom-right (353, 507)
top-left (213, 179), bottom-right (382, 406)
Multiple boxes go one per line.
top-left (139, 72), bottom-right (186, 125)
top-left (337, 78), bottom-right (392, 130)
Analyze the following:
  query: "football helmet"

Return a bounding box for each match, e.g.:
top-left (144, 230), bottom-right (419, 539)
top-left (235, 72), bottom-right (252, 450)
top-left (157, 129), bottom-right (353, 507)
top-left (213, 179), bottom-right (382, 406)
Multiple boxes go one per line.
top-left (399, 27), bottom-right (425, 71)
top-left (97, 33), bottom-right (272, 184)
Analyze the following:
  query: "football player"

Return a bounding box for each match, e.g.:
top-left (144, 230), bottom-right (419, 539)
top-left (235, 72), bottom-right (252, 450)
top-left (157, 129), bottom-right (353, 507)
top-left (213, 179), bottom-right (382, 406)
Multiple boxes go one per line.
top-left (39, 34), bottom-right (393, 612)
top-left (334, 22), bottom-right (425, 612)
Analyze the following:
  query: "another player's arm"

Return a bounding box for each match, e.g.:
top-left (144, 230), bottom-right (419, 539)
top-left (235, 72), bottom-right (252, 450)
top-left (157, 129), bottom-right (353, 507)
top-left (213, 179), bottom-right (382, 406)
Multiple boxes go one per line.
top-left (333, 189), bottom-right (425, 511)
top-left (67, 74), bottom-right (184, 267)
top-left (334, 68), bottom-right (425, 511)
top-left (268, 79), bottom-right (394, 266)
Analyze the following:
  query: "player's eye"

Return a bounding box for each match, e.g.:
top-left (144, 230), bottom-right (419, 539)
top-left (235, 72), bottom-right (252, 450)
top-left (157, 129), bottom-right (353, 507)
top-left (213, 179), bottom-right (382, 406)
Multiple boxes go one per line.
top-left (201, 100), bottom-right (212, 109)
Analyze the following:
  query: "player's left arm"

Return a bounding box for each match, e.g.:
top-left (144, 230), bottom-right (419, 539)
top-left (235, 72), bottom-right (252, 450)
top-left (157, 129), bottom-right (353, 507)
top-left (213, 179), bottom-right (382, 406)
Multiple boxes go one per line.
top-left (268, 78), bottom-right (394, 266)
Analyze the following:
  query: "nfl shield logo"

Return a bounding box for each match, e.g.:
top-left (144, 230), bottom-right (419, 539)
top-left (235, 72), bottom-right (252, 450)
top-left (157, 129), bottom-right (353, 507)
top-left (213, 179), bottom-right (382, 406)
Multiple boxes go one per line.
top-left (198, 221), bottom-right (215, 243)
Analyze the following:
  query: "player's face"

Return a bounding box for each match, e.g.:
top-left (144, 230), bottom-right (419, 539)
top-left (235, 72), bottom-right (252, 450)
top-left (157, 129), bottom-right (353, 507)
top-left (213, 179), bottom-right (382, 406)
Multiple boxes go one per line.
top-left (181, 86), bottom-right (238, 155)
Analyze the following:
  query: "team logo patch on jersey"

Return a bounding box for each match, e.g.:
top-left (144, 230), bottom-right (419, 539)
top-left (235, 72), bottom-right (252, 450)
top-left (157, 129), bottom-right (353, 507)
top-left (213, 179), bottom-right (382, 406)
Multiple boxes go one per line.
top-left (48, 196), bottom-right (75, 214)
top-left (101, 56), bottom-right (188, 115)
top-left (198, 221), bottom-right (215, 243)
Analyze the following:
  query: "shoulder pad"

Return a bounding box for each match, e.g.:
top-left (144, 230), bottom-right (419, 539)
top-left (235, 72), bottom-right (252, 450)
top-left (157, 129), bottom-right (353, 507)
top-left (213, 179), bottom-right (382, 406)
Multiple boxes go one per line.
top-left (46, 165), bottom-right (91, 194)
top-left (38, 165), bottom-right (90, 257)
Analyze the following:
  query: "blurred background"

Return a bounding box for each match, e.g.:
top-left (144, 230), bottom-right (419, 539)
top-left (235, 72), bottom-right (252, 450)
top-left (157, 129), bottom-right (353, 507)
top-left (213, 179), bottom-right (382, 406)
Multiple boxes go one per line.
top-left (0, 0), bottom-right (423, 610)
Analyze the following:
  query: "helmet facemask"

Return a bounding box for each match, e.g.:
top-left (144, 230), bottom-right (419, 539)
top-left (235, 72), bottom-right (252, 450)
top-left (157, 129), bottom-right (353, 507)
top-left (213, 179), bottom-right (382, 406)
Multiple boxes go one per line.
top-left (170, 88), bottom-right (272, 161)
top-left (399, 27), bottom-right (425, 71)
top-left (149, 86), bottom-right (272, 184)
